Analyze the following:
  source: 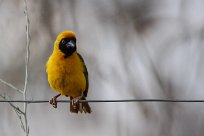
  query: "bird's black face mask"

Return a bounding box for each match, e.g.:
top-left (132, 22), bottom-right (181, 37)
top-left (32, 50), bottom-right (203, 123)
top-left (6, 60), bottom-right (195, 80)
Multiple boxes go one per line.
top-left (59, 38), bottom-right (76, 57)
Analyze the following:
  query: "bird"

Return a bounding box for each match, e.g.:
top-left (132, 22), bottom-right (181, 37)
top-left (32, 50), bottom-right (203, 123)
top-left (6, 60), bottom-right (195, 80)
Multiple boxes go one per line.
top-left (46, 31), bottom-right (91, 113)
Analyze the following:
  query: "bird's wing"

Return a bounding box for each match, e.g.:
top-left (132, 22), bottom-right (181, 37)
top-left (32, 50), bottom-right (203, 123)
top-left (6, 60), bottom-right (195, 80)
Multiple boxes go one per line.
top-left (77, 53), bottom-right (89, 97)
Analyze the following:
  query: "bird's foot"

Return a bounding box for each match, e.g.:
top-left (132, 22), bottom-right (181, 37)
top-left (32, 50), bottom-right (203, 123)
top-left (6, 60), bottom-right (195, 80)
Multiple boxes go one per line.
top-left (71, 96), bottom-right (82, 109)
top-left (49, 97), bottom-right (57, 108)
top-left (49, 94), bottom-right (61, 108)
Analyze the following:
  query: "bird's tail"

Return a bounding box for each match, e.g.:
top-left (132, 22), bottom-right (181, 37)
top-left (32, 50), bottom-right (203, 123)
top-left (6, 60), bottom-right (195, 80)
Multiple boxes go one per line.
top-left (70, 97), bottom-right (91, 114)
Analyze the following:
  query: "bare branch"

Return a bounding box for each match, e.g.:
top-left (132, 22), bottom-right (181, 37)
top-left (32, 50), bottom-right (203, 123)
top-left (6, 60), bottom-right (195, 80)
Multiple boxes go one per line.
top-left (23, 0), bottom-right (30, 95)
top-left (0, 78), bottom-right (23, 94)
top-left (23, 0), bottom-right (30, 135)
top-left (0, 94), bottom-right (24, 115)
top-left (0, 94), bottom-right (25, 132)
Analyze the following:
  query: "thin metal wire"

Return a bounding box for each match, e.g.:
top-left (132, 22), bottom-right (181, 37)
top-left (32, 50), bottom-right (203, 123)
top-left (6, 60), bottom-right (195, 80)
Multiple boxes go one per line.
top-left (0, 99), bottom-right (204, 103)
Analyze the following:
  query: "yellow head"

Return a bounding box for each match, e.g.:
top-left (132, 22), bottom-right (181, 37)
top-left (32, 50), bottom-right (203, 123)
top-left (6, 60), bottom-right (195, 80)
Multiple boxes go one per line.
top-left (54, 31), bottom-right (77, 57)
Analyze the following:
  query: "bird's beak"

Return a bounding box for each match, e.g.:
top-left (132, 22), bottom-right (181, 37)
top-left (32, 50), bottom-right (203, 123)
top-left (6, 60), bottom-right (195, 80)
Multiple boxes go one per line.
top-left (59, 39), bottom-right (76, 57)
top-left (66, 40), bottom-right (75, 48)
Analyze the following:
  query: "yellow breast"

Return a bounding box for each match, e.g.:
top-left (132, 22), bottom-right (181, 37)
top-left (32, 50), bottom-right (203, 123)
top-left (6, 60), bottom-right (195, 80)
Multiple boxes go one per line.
top-left (46, 52), bottom-right (86, 97)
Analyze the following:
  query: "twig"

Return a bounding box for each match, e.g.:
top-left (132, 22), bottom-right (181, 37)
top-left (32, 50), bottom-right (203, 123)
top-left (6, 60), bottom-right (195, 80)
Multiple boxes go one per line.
top-left (0, 0), bottom-right (30, 135)
top-left (23, 0), bottom-right (30, 135)
top-left (0, 94), bottom-right (24, 114)
top-left (0, 78), bottom-right (23, 94)
top-left (23, 0), bottom-right (30, 95)
top-left (0, 94), bottom-right (25, 131)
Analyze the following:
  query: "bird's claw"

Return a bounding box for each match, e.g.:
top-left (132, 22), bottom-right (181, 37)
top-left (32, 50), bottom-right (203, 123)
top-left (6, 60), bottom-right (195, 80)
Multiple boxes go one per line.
top-left (71, 96), bottom-right (82, 109)
top-left (49, 97), bottom-right (57, 108)
top-left (49, 94), bottom-right (61, 108)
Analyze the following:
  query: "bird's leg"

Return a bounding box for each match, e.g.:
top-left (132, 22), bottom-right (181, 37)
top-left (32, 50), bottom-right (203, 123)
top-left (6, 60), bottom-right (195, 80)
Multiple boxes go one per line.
top-left (71, 95), bottom-right (83, 110)
top-left (49, 94), bottom-right (61, 108)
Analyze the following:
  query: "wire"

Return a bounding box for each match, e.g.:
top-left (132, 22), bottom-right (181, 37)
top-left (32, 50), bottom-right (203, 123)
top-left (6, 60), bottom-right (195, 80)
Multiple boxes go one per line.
top-left (0, 99), bottom-right (204, 103)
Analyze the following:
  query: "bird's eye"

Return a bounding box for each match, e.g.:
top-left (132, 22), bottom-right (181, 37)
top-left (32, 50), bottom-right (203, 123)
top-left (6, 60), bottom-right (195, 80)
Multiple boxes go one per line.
top-left (61, 39), bottom-right (66, 44)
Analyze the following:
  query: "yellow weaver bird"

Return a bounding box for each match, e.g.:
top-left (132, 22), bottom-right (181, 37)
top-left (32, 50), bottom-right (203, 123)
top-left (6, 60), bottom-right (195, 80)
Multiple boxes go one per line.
top-left (46, 31), bottom-right (91, 113)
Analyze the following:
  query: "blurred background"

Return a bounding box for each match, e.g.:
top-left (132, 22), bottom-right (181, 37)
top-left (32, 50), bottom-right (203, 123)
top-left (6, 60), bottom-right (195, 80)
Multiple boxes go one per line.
top-left (1, 0), bottom-right (204, 136)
